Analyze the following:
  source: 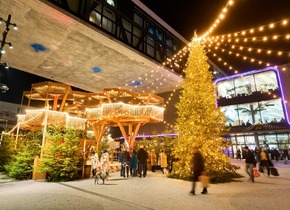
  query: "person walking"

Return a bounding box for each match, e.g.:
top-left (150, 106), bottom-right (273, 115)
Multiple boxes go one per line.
top-left (282, 147), bottom-right (289, 164)
top-left (190, 147), bottom-right (207, 195)
top-left (150, 149), bottom-right (158, 172)
top-left (130, 149), bottom-right (138, 176)
top-left (100, 150), bottom-right (110, 178)
top-left (137, 145), bottom-right (148, 177)
top-left (258, 147), bottom-right (271, 177)
top-left (244, 146), bottom-right (256, 183)
top-left (236, 148), bottom-right (242, 160)
top-left (119, 147), bottom-right (130, 177)
top-left (159, 149), bottom-right (168, 174)
top-left (90, 151), bottom-right (99, 177)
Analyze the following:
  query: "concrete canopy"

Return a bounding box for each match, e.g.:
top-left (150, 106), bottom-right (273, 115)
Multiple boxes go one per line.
top-left (0, 0), bottom-right (183, 95)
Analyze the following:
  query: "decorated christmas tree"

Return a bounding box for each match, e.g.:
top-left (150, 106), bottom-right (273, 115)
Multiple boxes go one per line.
top-left (173, 33), bottom-right (238, 181)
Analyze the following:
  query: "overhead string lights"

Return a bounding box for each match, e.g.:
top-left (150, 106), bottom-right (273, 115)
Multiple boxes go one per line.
top-left (202, 16), bottom-right (290, 74)
top-left (205, 18), bottom-right (289, 42)
top-left (201, 0), bottom-right (235, 39)
top-left (118, 1), bottom-right (235, 130)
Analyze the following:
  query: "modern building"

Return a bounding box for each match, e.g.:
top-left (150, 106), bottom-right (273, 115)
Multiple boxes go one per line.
top-left (215, 65), bottom-right (290, 155)
top-left (0, 101), bottom-right (21, 132)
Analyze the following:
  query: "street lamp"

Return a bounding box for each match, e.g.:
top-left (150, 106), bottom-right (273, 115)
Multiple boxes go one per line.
top-left (0, 14), bottom-right (17, 67)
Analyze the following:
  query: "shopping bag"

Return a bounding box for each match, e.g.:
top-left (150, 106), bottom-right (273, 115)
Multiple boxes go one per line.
top-left (199, 175), bottom-right (211, 188)
top-left (253, 167), bottom-right (260, 177)
top-left (270, 167), bottom-right (279, 176)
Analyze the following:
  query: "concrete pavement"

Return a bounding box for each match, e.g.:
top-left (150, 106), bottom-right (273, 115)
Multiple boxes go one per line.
top-left (0, 159), bottom-right (290, 210)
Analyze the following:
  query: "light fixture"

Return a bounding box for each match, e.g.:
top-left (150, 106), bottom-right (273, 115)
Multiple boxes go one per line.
top-left (0, 62), bottom-right (9, 69)
top-left (0, 14), bottom-right (17, 69)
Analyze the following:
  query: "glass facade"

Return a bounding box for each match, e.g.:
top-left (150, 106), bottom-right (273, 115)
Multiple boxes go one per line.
top-left (221, 99), bottom-right (285, 126)
top-left (87, 0), bottom-right (183, 64)
top-left (217, 70), bottom-right (279, 99)
top-left (215, 68), bottom-right (290, 155)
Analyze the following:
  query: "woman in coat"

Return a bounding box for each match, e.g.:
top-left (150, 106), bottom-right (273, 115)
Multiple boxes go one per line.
top-left (258, 147), bottom-right (271, 177)
top-left (159, 150), bottom-right (168, 174)
top-left (130, 149), bottom-right (138, 176)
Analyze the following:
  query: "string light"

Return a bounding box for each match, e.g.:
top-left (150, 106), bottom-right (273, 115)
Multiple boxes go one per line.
top-left (206, 18), bottom-right (290, 40)
top-left (201, 0), bottom-right (235, 38)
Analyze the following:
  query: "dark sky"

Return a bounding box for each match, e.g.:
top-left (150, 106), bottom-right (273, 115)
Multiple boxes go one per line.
top-left (1, 0), bottom-right (290, 103)
top-left (141, 0), bottom-right (290, 40)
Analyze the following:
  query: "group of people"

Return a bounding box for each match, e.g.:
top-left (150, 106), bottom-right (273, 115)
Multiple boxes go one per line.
top-left (243, 146), bottom-right (278, 183)
top-left (118, 145), bottom-right (169, 178)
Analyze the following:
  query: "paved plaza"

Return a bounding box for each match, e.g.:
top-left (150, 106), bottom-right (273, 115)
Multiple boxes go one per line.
top-left (0, 159), bottom-right (290, 210)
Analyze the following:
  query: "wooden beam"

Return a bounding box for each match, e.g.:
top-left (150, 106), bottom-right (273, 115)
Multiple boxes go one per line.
top-left (128, 123), bottom-right (132, 146)
top-left (59, 87), bottom-right (70, 112)
top-left (92, 123), bottom-right (107, 152)
top-left (130, 122), bottom-right (142, 148)
top-left (117, 121), bottom-right (128, 146)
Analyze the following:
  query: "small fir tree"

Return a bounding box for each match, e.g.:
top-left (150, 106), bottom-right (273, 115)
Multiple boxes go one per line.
top-left (173, 33), bottom-right (238, 181)
top-left (39, 126), bottom-right (82, 181)
top-left (0, 135), bottom-right (16, 171)
top-left (5, 130), bottom-right (42, 179)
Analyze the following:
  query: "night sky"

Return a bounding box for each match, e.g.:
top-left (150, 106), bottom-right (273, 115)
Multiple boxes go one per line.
top-left (1, 0), bottom-right (290, 103)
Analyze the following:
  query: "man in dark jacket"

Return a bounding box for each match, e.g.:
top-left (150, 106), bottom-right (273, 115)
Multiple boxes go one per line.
top-left (137, 145), bottom-right (148, 177)
top-left (190, 147), bottom-right (207, 195)
top-left (244, 146), bottom-right (256, 183)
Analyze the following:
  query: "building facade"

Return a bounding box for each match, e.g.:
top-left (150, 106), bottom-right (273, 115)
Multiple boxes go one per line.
top-left (48, 0), bottom-right (226, 78)
top-left (215, 66), bottom-right (290, 155)
top-left (0, 101), bottom-right (21, 132)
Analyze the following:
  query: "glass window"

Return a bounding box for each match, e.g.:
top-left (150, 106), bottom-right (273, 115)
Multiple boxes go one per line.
top-left (230, 136), bottom-right (237, 145)
top-left (265, 134), bottom-right (277, 144)
top-left (122, 19), bottom-right (132, 32)
top-left (133, 27), bottom-right (141, 37)
top-left (106, 0), bottom-right (115, 7)
top-left (258, 135), bottom-right (266, 146)
top-left (260, 99), bottom-right (284, 123)
top-left (221, 105), bottom-right (239, 126)
top-left (234, 75), bottom-right (255, 95)
top-left (277, 134), bottom-right (288, 143)
top-left (102, 16), bottom-right (115, 33)
top-left (146, 44), bottom-right (154, 57)
top-left (103, 8), bottom-right (115, 21)
top-left (236, 135), bottom-right (245, 144)
top-left (156, 29), bottom-right (163, 41)
top-left (134, 14), bottom-right (143, 26)
top-left (166, 38), bottom-right (172, 47)
top-left (148, 27), bottom-right (154, 35)
top-left (147, 35), bottom-right (154, 44)
top-left (89, 11), bottom-right (102, 26)
top-left (236, 103), bottom-right (254, 125)
top-left (166, 49), bottom-right (172, 57)
top-left (216, 79), bottom-right (235, 98)
top-left (254, 70), bottom-right (278, 93)
top-left (245, 135), bottom-right (255, 145)
top-left (133, 36), bottom-right (141, 47)
top-left (125, 31), bottom-right (131, 44)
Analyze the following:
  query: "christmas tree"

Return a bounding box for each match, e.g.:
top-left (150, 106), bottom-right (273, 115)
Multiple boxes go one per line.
top-left (173, 33), bottom-right (238, 181)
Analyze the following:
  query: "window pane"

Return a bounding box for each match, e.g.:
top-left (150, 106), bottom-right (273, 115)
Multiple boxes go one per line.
top-left (89, 11), bottom-right (101, 26)
top-left (146, 44), bottom-right (154, 57)
top-left (134, 14), bottom-right (143, 26)
top-left (217, 79), bottom-right (235, 98)
top-left (221, 105), bottom-right (239, 126)
top-left (133, 27), bottom-right (141, 37)
top-left (122, 19), bottom-right (132, 32)
top-left (254, 70), bottom-right (279, 93)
